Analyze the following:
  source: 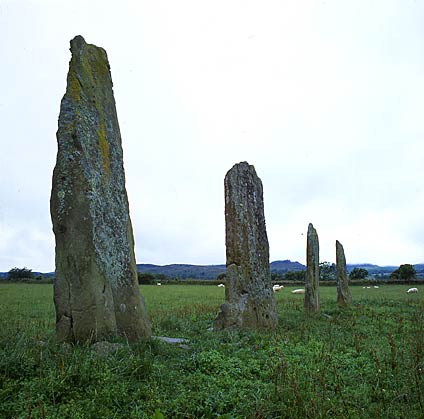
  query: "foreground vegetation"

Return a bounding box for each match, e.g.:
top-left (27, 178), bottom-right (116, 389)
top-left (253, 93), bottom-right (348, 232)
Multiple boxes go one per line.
top-left (0, 284), bottom-right (423, 418)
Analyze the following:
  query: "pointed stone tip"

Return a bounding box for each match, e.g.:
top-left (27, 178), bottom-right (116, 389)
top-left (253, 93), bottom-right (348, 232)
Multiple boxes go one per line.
top-left (235, 161), bottom-right (251, 170)
top-left (307, 223), bottom-right (318, 240)
top-left (227, 161), bottom-right (256, 177)
top-left (70, 35), bottom-right (86, 49)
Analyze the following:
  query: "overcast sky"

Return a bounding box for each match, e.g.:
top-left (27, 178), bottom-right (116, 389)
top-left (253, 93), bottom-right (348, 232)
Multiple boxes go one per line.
top-left (1, 0), bottom-right (423, 272)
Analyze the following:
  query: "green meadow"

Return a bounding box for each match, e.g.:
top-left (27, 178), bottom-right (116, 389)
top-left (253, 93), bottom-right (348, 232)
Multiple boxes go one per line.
top-left (0, 283), bottom-right (423, 419)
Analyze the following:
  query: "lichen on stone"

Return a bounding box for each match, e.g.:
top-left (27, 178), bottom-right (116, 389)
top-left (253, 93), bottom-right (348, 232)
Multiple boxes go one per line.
top-left (51, 35), bottom-right (151, 344)
top-left (336, 240), bottom-right (352, 306)
top-left (214, 162), bottom-right (277, 331)
top-left (305, 223), bottom-right (320, 314)
top-left (67, 71), bottom-right (81, 102)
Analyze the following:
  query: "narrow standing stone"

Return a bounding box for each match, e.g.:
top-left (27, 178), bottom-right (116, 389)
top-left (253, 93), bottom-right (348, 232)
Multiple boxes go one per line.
top-left (214, 162), bottom-right (277, 330)
top-left (51, 36), bottom-right (151, 343)
top-left (336, 240), bottom-right (352, 306)
top-left (305, 223), bottom-right (320, 314)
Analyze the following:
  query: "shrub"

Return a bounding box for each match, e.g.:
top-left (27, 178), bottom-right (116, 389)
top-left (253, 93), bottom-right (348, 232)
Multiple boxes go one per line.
top-left (7, 267), bottom-right (34, 280)
top-left (349, 268), bottom-right (368, 280)
top-left (216, 272), bottom-right (226, 282)
top-left (283, 270), bottom-right (305, 281)
top-left (319, 262), bottom-right (336, 281)
top-left (390, 264), bottom-right (416, 281)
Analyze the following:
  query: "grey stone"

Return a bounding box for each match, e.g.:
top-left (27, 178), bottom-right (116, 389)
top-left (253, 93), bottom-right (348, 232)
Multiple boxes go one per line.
top-left (304, 223), bottom-right (320, 314)
top-left (51, 35), bottom-right (151, 343)
top-left (214, 162), bottom-right (277, 331)
top-left (153, 336), bottom-right (190, 349)
top-left (153, 336), bottom-right (189, 344)
top-left (336, 240), bottom-right (352, 306)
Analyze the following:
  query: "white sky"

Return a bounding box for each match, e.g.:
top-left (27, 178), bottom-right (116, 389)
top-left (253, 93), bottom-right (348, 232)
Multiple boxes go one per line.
top-left (0, 0), bottom-right (423, 272)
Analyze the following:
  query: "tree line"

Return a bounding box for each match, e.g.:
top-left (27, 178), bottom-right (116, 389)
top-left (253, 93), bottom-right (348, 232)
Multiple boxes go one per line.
top-left (3, 263), bottom-right (419, 283)
top-left (270, 262), bottom-right (417, 282)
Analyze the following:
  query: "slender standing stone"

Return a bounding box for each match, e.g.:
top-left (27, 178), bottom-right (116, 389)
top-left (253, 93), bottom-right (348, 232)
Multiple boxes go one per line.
top-left (214, 162), bottom-right (277, 331)
top-left (336, 240), bottom-right (352, 306)
top-left (305, 223), bottom-right (320, 314)
top-left (51, 36), bottom-right (151, 343)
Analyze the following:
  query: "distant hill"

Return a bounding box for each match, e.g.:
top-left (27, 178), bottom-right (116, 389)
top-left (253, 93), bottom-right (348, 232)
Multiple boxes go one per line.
top-left (270, 260), bottom-right (305, 272)
top-left (136, 261), bottom-right (423, 280)
top-left (347, 264), bottom-right (398, 274)
top-left (413, 264), bottom-right (424, 273)
top-left (136, 260), bottom-right (306, 280)
top-left (136, 264), bottom-right (226, 280)
top-left (1, 262), bottom-right (423, 280)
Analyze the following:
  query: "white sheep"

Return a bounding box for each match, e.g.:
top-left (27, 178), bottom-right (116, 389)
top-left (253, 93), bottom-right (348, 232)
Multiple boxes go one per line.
top-left (157, 283), bottom-right (162, 286)
top-left (291, 289), bottom-right (305, 295)
top-left (217, 283), bottom-right (225, 288)
top-left (273, 284), bottom-right (284, 292)
top-left (374, 286), bottom-right (379, 289)
top-left (407, 287), bottom-right (418, 293)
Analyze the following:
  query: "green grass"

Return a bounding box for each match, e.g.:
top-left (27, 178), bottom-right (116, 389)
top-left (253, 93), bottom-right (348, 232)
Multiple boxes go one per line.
top-left (0, 283), bottom-right (423, 418)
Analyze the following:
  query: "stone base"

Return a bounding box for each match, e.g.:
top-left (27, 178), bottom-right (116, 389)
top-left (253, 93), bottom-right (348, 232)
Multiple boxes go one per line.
top-left (213, 296), bottom-right (277, 331)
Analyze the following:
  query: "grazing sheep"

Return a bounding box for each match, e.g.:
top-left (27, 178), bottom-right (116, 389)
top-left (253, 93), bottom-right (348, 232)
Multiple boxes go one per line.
top-left (273, 284), bottom-right (284, 292)
top-left (157, 283), bottom-right (162, 286)
top-left (217, 283), bottom-right (225, 288)
top-left (374, 286), bottom-right (379, 289)
top-left (292, 289), bottom-right (305, 295)
top-left (407, 287), bottom-right (418, 294)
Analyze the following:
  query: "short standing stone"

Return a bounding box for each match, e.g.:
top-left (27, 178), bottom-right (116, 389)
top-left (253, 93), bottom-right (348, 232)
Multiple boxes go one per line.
top-left (51, 36), bottom-right (151, 343)
top-left (336, 240), bottom-right (352, 306)
top-left (214, 162), bottom-right (277, 330)
top-left (305, 223), bottom-right (320, 314)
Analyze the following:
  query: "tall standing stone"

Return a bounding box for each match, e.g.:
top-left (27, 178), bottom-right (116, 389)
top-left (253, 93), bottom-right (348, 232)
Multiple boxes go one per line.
top-left (336, 240), bottom-right (352, 306)
top-left (305, 223), bottom-right (320, 314)
top-left (51, 36), bottom-right (151, 343)
top-left (214, 162), bottom-right (277, 331)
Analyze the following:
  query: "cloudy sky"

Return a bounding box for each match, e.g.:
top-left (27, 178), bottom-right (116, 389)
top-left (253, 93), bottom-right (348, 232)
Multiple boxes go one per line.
top-left (1, 0), bottom-right (423, 272)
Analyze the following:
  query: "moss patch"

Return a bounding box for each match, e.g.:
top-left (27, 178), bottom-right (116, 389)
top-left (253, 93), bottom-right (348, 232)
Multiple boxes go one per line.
top-left (66, 39), bottom-right (113, 178)
top-left (67, 71), bottom-right (81, 102)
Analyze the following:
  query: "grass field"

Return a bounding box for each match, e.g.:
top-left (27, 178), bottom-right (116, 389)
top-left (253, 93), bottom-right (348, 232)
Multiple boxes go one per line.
top-left (0, 283), bottom-right (423, 418)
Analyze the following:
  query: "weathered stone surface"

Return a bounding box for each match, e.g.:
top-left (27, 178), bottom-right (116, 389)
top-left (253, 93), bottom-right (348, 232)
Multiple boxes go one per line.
top-left (336, 240), bottom-right (352, 306)
top-left (51, 35), bottom-right (151, 343)
top-left (214, 162), bottom-right (277, 330)
top-left (305, 223), bottom-right (320, 314)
